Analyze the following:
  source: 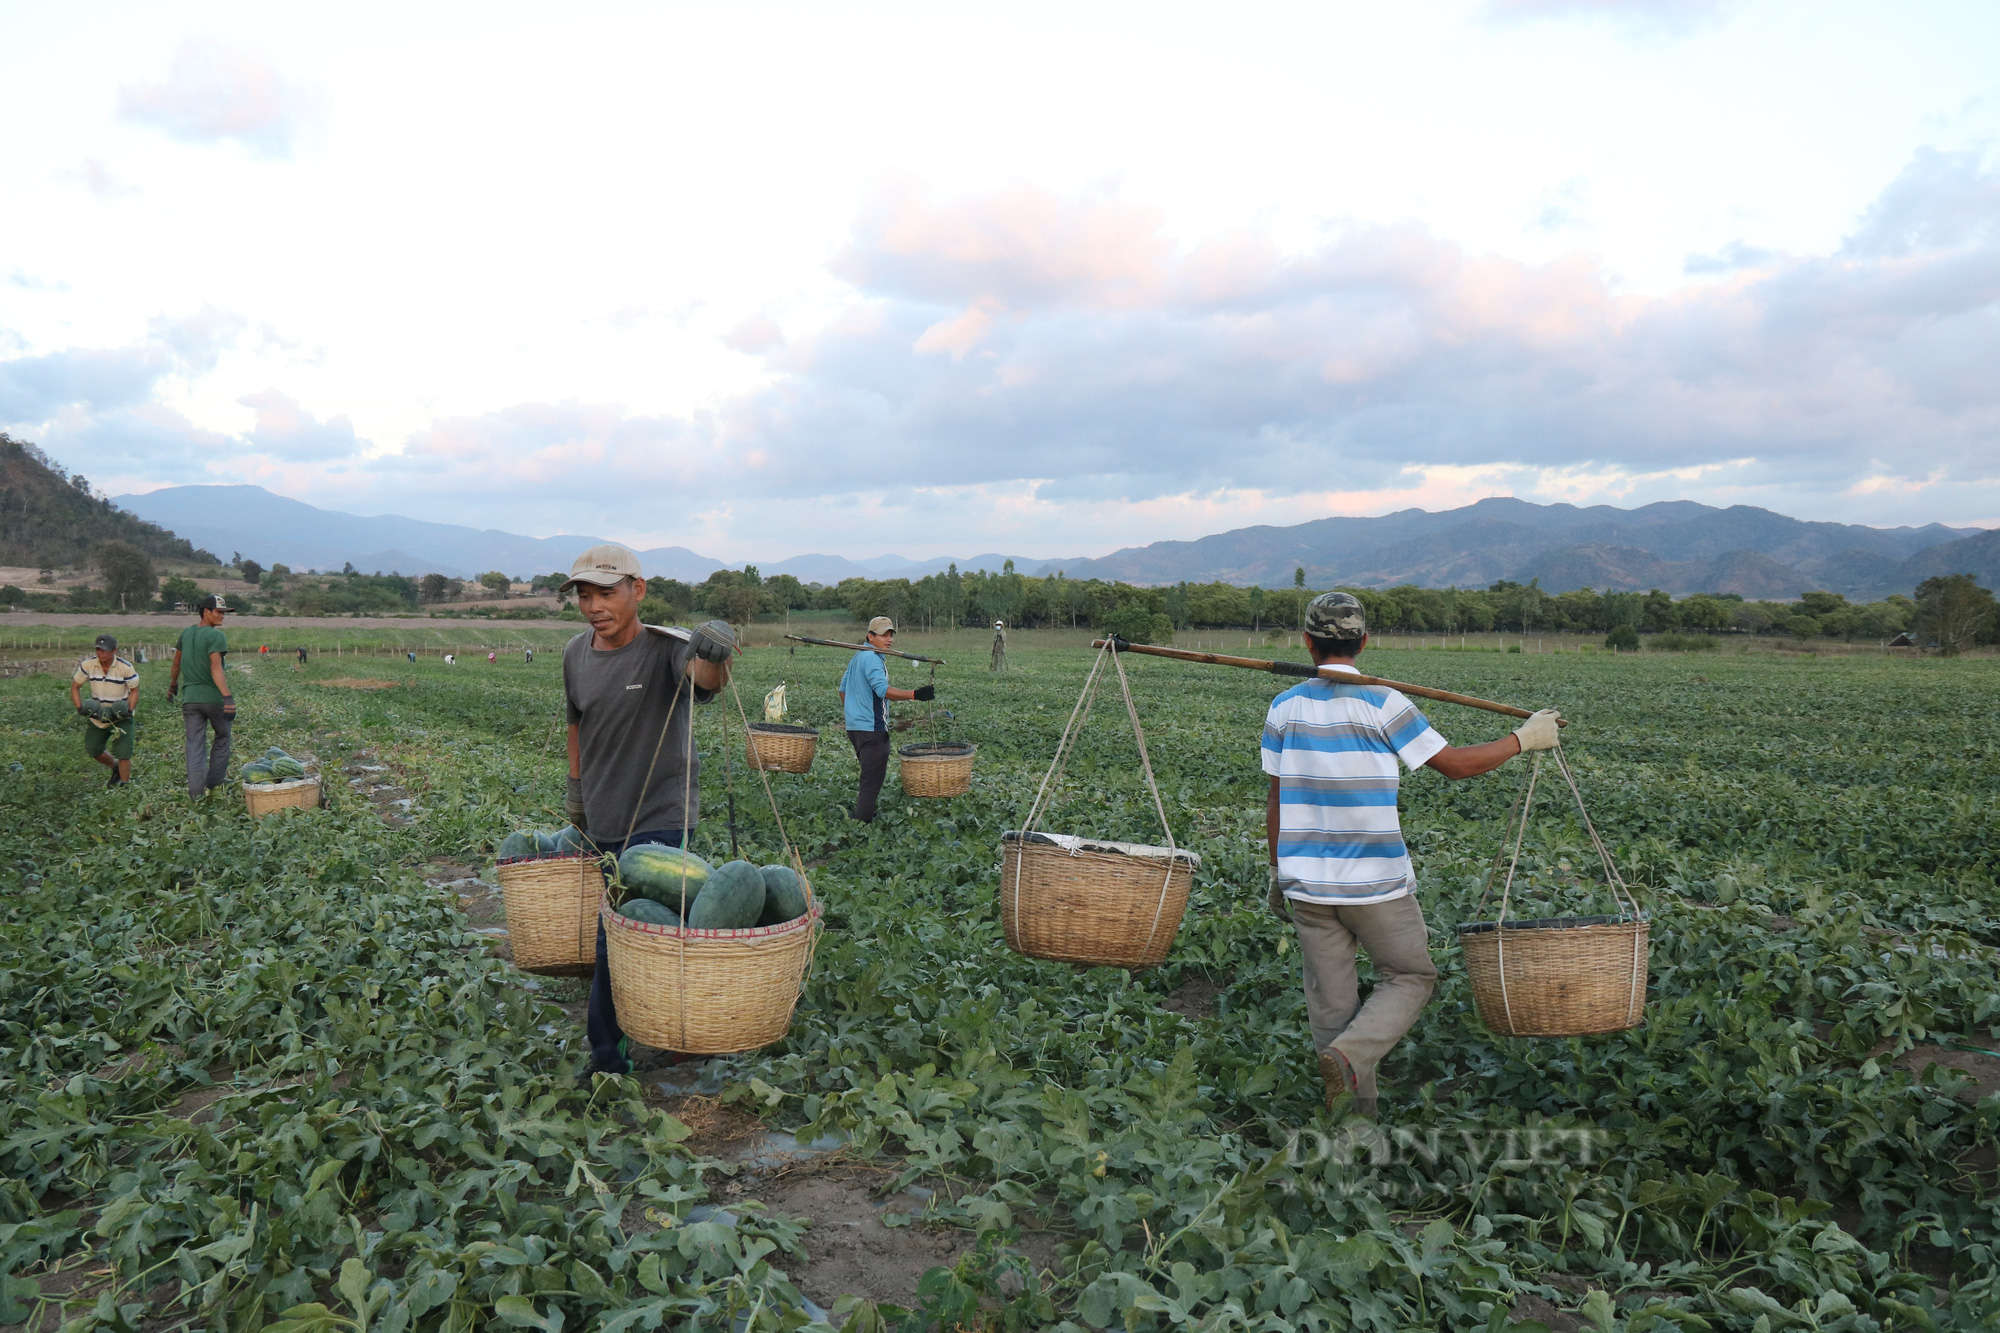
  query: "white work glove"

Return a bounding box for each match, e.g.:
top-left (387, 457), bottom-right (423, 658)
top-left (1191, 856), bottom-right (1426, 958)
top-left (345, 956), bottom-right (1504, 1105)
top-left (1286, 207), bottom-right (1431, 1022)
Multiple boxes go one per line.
top-left (1513, 709), bottom-right (1562, 753)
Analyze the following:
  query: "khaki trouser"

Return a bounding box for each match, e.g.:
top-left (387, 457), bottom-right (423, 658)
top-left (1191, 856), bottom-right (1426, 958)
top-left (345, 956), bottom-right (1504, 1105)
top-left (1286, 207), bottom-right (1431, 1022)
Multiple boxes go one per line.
top-left (1293, 894), bottom-right (1438, 1102)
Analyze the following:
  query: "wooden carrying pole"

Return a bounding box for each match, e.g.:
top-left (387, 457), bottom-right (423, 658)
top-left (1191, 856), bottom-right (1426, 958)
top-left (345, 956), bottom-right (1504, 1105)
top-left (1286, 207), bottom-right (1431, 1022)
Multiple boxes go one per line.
top-left (1089, 638), bottom-right (1564, 726)
top-left (784, 633), bottom-right (946, 666)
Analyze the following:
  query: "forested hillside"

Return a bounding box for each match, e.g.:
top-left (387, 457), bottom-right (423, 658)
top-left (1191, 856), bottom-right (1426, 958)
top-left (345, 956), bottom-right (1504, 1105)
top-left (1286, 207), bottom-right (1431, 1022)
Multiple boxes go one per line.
top-left (0, 434), bottom-right (218, 569)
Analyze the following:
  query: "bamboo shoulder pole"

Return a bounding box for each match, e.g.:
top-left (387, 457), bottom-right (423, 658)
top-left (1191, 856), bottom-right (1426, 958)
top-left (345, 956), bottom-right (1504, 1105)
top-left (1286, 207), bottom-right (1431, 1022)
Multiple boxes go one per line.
top-left (783, 633), bottom-right (947, 666)
top-left (1090, 638), bottom-right (1563, 726)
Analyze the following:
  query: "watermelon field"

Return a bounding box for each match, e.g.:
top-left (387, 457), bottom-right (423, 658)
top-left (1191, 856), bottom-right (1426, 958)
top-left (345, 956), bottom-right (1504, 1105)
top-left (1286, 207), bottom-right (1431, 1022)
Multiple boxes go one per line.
top-left (2, 636), bottom-right (1997, 1332)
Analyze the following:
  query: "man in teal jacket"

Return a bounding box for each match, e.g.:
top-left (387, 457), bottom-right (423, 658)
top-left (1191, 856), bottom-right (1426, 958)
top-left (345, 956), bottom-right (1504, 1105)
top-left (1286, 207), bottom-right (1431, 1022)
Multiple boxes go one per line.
top-left (837, 617), bottom-right (934, 822)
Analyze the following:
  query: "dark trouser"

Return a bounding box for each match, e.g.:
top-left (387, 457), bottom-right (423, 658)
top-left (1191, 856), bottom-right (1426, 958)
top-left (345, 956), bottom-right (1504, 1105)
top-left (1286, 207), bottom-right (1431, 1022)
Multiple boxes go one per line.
top-left (84, 719), bottom-right (136, 762)
top-left (847, 728), bottom-right (891, 822)
top-left (182, 703), bottom-right (232, 798)
top-left (588, 828), bottom-right (685, 1072)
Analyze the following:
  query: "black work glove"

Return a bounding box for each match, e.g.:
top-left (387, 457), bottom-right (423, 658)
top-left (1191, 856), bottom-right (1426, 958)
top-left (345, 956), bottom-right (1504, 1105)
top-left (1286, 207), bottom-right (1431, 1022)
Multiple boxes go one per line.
top-left (689, 620), bottom-right (736, 664)
top-left (167, 684), bottom-right (178, 702)
top-left (221, 695), bottom-right (236, 719)
top-left (913, 684), bottom-right (936, 702)
top-left (565, 775), bottom-right (586, 827)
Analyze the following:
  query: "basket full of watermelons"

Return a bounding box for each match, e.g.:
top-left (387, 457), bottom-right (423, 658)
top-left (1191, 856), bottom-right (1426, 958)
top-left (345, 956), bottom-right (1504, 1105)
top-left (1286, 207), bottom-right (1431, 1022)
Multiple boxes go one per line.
top-left (242, 747), bottom-right (320, 818)
top-left (603, 845), bottom-right (819, 1054)
top-left (494, 824), bottom-right (601, 975)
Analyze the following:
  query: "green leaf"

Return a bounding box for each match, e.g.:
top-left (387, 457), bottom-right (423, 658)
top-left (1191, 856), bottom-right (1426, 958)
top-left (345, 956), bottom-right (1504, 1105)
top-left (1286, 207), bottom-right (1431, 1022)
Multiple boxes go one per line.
top-left (0, 1274), bottom-right (39, 1325)
top-left (493, 1294), bottom-right (564, 1332)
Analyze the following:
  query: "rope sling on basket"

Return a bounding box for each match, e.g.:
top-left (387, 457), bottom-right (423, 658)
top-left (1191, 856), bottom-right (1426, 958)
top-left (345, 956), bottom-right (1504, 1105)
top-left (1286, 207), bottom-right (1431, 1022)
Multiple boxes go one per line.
top-left (1002, 638), bottom-right (1198, 969)
top-left (1454, 744), bottom-right (1649, 1037)
top-left (600, 650), bottom-right (821, 1056)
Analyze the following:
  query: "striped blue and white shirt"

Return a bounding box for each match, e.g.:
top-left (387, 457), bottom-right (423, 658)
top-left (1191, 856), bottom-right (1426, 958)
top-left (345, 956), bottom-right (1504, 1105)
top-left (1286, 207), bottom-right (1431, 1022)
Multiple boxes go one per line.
top-left (1261, 665), bottom-right (1447, 905)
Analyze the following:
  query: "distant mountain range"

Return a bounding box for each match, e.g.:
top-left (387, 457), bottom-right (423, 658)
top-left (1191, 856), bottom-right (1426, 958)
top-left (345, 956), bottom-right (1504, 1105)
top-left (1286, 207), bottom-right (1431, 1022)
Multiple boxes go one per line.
top-left (110, 486), bottom-right (1035, 584)
top-left (111, 485), bottom-right (1999, 600)
top-left (1045, 497), bottom-right (1995, 600)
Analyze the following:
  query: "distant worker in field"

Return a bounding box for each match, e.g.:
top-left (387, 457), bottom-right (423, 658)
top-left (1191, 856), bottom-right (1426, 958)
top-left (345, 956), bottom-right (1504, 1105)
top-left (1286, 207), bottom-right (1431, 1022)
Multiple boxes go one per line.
top-left (72, 633), bottom-right (139, 788)
top-left (524, 647), bottom-right (533, 664)
top-left (838, 617), bottom-right (934, 823)
top-left (1264, 592), bottom-right (1560, 1118)
top-left (990, 620), bottom-right (1006, 672)
top-left (561, 543), bottom-right (737, 1082)
top-left (167, 595), bottom-right (234, 800)
top-left (297, 646), bottom-right (307, 667)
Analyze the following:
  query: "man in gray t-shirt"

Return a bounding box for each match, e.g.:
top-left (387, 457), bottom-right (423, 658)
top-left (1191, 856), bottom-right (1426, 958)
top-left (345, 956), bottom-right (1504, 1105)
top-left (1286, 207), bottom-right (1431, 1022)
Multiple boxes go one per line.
top-left (560, 543), bottom-right (736, 1081)
top-left (564, 627), bottom-right (711, 840)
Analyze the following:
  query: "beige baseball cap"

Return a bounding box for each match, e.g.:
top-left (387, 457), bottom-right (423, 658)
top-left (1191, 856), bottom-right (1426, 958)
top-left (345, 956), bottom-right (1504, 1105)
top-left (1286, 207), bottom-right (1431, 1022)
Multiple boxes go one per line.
top-left (867, 616), bottom-right (896, 635)
top-left (562, 543), bottom-right (642, 592)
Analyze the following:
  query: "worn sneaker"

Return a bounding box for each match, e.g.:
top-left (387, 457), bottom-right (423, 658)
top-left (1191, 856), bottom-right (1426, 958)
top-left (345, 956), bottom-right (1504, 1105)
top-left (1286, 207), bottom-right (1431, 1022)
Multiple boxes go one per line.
top-left (1318, 1046), bottom-right (1377, 1119)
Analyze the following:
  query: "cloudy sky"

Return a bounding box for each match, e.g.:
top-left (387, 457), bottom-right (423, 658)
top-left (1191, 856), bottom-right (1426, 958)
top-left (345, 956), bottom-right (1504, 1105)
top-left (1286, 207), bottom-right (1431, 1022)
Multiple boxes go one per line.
top-left (3, 1), bottom-right (1998, 561)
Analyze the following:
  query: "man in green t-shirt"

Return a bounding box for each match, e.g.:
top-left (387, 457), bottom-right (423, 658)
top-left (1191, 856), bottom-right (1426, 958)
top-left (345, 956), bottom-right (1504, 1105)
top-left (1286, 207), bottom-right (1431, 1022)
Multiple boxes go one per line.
top-left (168, 595), bottom-right (235, 798)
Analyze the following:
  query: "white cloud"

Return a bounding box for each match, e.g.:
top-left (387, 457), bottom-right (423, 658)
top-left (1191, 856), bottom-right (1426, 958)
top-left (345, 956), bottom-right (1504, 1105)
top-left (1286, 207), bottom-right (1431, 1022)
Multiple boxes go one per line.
top-left (6, 3), bottom-right (2000, 552)
top-left (116, 40), bottom-right (320, 159)
top-left (239, 389), bottom-right (362, 461)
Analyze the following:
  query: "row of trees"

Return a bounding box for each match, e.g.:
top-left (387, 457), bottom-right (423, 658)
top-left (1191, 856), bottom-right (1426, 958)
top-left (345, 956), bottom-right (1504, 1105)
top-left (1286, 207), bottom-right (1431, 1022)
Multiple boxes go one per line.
top-left (10, 543), bottom-right (1990, 653)
top-left (500, 561), bottom-right (1992, 653)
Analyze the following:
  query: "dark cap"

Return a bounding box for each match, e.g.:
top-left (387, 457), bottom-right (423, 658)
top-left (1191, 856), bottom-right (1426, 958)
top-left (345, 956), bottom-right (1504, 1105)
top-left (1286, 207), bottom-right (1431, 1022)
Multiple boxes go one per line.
top-left (1304, 591), bottom-right (1366, 637)
top-left (197, 594), bottom-right (230, 612)
top-left (94, 633), bottom-right (117, 651)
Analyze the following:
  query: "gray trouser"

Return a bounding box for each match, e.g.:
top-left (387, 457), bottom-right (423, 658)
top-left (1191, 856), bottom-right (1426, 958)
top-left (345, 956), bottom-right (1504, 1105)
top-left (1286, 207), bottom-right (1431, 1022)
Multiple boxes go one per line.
top-left (182, 703), bottom-right (233, 798)
top-left (1293, 894), bottom-right (1439, 1100)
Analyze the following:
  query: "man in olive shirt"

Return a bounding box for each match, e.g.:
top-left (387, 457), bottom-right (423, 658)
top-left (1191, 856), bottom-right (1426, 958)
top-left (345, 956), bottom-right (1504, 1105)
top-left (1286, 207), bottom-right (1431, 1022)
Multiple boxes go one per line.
top-left (168, 595), bottom-right (235, 798)
top-left (560, 544), bottom-right (737, 1081)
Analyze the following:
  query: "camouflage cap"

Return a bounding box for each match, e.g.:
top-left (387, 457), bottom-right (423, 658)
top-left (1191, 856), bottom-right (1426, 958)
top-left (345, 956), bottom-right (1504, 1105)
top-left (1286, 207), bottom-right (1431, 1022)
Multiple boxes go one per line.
top-left (1304, 591), bottom-right (1366, 638)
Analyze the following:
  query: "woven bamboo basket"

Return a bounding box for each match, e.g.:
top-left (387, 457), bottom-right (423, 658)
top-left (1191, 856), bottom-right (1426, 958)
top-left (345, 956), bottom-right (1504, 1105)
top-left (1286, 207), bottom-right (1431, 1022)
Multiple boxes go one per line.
top-left (1000, 830), bottom-right (1199, 969)
top-left (602, 891), bottom-right (820, 1054)
top-left (900, 741), bottom-right (975, 797)
top-left (745, 722), bottom-right (818, 774)
top-left (498, 854), bottom-right (606, 976)
top-left (1456, 915), bottom-right (1650, 1037)
top-left (244, 777), bottom-right (322, 818)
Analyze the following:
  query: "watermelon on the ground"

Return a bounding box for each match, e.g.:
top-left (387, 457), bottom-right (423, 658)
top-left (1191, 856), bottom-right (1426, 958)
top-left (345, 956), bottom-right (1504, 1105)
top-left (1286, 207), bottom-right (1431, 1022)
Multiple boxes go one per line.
top-left (619, 845), bottom-right (712, 905)
top-left (688, 860), bottom-right (765, 930)
top-left (758, 863), bottom-right (808, 925)
top-left (497, 830), bottom-right (539, 860)
top-left (618, 897), bottom-right (681, 928)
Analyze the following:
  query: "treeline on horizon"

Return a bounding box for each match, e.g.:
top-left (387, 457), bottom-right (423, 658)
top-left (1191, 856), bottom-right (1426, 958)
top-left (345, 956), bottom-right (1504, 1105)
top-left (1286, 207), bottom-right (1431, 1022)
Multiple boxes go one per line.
top-left (8, 544), bottom-right (1994, 653)
top-left (623, 562), bottom-right (1994, 649)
